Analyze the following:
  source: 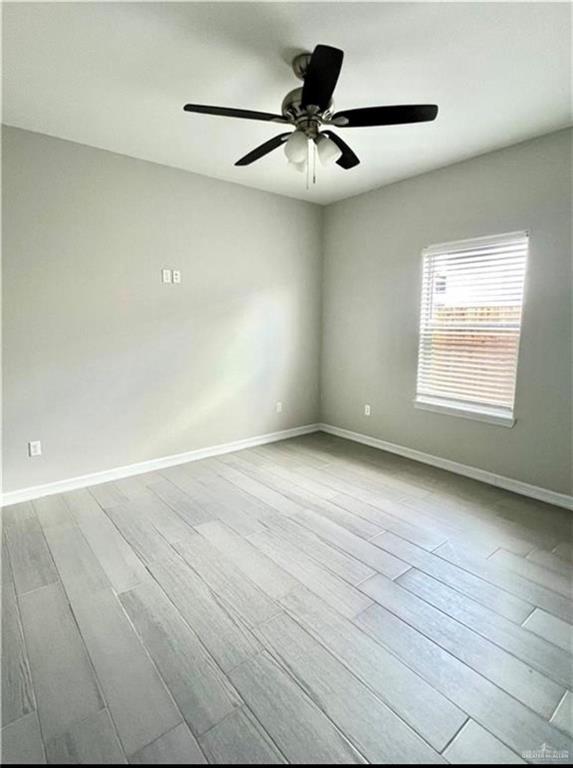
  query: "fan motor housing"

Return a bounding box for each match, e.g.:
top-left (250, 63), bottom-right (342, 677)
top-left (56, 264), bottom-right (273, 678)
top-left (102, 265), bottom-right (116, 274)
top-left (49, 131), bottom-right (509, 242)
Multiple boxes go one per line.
top-left (281, 87), bottom-right (334, 134)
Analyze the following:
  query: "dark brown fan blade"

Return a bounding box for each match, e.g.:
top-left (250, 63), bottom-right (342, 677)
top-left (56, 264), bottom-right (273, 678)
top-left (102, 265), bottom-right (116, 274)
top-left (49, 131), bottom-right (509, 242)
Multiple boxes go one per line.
top-left (301, 45), bottom-right (344, 111)
top-left (235, 133), bottom-right (291, 166)
top-left (322, 131), bottom-right (359, 169)
top-left (184, 104), bottom-right (288, 123)
top-left (332, 104), bottom-right (438, 128)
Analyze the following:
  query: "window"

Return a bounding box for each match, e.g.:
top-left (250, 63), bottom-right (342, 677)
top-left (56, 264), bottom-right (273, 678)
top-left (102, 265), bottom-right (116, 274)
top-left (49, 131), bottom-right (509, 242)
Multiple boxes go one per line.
top-left (415, 231), bottom-right (528, 426)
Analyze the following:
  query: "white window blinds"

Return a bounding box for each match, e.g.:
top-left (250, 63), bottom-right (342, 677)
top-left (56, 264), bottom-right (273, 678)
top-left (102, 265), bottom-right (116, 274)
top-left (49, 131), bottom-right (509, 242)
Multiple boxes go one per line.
top-left (415, 231), bottom-right (528, 425)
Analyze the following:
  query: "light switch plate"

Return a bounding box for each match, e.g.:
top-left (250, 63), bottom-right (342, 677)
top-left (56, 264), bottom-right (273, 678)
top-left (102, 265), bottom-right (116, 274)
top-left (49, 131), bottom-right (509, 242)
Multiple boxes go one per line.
top-left (162, 269), bottom-right (172, 283)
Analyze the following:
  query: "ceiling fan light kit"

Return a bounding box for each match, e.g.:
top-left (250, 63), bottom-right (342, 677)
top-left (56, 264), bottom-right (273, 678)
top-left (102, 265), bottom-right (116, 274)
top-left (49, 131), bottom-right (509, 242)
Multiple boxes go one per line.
top-left (316, 134), bottom-right (343, 165)
top-left (183, 44), bottom-right (439, 186)
top-left (284, 130), bottom-right (308, 163)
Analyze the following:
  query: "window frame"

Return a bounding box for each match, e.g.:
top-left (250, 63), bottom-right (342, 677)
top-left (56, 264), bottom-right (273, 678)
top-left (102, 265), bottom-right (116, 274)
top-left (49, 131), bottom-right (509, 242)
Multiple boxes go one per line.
top-left (414, 230), bottom-right (529, 428)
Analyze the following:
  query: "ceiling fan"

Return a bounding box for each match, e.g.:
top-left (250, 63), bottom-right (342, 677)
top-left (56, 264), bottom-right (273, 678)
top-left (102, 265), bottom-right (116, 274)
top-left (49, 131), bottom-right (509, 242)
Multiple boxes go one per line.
top-left (183, 45), bottom-right (438, 182)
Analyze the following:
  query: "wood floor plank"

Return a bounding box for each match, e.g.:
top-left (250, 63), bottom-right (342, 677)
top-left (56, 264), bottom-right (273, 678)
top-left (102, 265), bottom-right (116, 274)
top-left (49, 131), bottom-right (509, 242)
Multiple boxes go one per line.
top-left (362, 491), bottom-right (468, 542)
top-left (248, 529), bottom-right (372, 619)
top-left (174, 533), bottom-right (281, 628)
top-left (69, 588), bottom-right (181, 756)
top-left (2, 578), bottom-right (36, 726)
top-left (323, 459), bottom-right (431, 504)
top-left (527, 548), bottom-right (573, 577)
top-left (303, 497), bottom-right (385, 540)
top-left (33, 494), bottom-right (75, 529)
top-left (229, 651), bottom-right (365, 764)
top-left (434, 539), bottom-right (573, 622)
top-left (130, 722), bottom-right (206, 764)
top-left (120, 580), bottom-right (241, 736)
top-left (280, 586), bottom-right (467, 752)
top-left (121, 495), bottom-right (195, 547)
top-left (163, 467), bottom-right (268, 536)
top-left (551, 691), bottom-right (572, 738)
top-left (64, 489), bottom-right (148, 593)
top-left (443, 720), bottom-right (525, 764)
top-left (1, 712), bottom-right (45, 765)
top-left (113, 475), bottom-right (154, 501)
top-left (213, 459), bottom-right (303, 517)
top-left (194, 520), bottom-right (298, 599)
top-left (291, 461), bottom-right (407, 509)
top-left (402, 495), bottom-right (543, 556)
top-left (359, 574), bottom-right (564, 718)
top-left (262, 514), bottom-right (375, 585)
top-left (147, 553), bottom-right (261, 672)
top-left (89, 481), bottom-right (130, 509)
top-left (355, 603), bottom-right (573, 759)
top-left (147, 477), bottom-right (214, 527)
top-left (262, 438), bottom-right (332, 469)
top-left (42, 524), bottom-right (112, 602)
top-left (105, 502), bottom-right (175, 564)
top-left (19, 583), bottom-right (104, 741)
top-left (298, 433), bottom-right (439, 486)
top-left (258, 612), bottom-right (444, 763)
top-left (522, 608), bottom-right (572, 653)
top-left (293, 508), bottom-right (410, 579)
top-left (371, 531), bottom-right (533, 623)
top-left (198, 709), bottom-right (285, 764)
top-left (226, 450), bottom-right (341, 503)
top-left (490, 548), bottom-right (573, 598)
top-left (219, 454), bottom-right (383, 540)
top-left (4, 433), bottom-right (573, 765)
top-left (397, 568), bottom-right (572, 689)
top-left (3, 502), bottom-right (58, 595)
top-left (331, 493), bottom-right (446, 550)
top-left (197, 470), bottom-right (276, 525)
top-left (434, 538), bottom-right (500, 563)
top-left (45, 708), bottom-right (126, 764)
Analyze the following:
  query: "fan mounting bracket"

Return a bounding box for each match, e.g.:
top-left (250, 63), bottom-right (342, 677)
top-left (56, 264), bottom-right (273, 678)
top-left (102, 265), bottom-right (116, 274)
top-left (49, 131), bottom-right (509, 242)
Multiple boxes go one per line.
top-left (292, 52), bottom-right (312, 80)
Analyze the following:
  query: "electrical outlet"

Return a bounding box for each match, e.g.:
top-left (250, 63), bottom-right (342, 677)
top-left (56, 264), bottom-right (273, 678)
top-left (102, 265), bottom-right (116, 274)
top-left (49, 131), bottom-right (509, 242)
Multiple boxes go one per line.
top-left (172, 270), bottom-right (181, 284)
top-left (364, 404), bottom-right (371, 416)
top-left (28, 440), bottom-right (42, 457)
top-left (276, 401), bottom-right (283, 413)
top-left (162, 269), bottom-right (172, 284)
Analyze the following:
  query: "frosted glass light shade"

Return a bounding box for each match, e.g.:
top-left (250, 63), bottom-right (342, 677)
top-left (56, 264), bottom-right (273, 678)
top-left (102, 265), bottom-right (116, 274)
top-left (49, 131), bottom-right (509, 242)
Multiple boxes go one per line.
top-left (316, 134), bottom-right (342, 165)
top-left (284, 130), bottom-right (308, 163)
top-left (289, 160), bottom-right (306, 173)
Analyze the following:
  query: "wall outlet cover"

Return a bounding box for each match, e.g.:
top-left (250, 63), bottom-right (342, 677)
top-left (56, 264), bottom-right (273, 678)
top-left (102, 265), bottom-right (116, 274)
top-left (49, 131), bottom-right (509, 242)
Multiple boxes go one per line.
top-left (28, 440), bottom-right (42, 457)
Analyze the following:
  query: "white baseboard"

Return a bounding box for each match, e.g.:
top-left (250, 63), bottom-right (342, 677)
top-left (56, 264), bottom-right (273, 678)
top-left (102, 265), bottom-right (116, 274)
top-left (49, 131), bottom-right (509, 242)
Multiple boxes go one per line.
top-left (5, 420), bottom-right (571, 511)
top-left (319, 423), bottom-right (573, 511)
top-left (1, 423), bottom-right (320, 506)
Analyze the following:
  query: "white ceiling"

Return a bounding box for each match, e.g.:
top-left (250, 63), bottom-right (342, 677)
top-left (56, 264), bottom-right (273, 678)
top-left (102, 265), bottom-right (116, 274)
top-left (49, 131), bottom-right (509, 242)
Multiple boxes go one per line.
top-left (3, 1), bottom-right (572, 205)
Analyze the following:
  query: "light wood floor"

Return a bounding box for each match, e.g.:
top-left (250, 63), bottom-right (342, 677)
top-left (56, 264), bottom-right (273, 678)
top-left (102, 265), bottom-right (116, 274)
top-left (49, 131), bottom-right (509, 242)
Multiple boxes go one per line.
top-left (2, 432), bottom-right (572, 764)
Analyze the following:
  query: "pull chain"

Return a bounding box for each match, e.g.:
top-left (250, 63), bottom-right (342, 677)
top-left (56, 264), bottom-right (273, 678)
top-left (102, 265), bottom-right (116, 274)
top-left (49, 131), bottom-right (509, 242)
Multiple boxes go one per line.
top-left (312, 140), bottom-right (317, 185)
top-left (306, 138), bottom-right (317, 190)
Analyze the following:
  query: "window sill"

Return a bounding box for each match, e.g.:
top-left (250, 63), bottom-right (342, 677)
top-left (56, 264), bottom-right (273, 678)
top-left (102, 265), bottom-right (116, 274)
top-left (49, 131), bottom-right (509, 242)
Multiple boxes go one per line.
top-left (414, 397), bottom-right (515, 428)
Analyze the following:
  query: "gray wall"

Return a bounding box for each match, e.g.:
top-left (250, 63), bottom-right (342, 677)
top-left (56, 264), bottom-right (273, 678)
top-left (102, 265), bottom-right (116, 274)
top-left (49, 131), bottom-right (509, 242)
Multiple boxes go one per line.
top-left (4, 126), bottom-right (571, 496)
top-left (321, 129), bottom-right (572, 495)
top-left (2, 126), bottom-right (323, 492)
